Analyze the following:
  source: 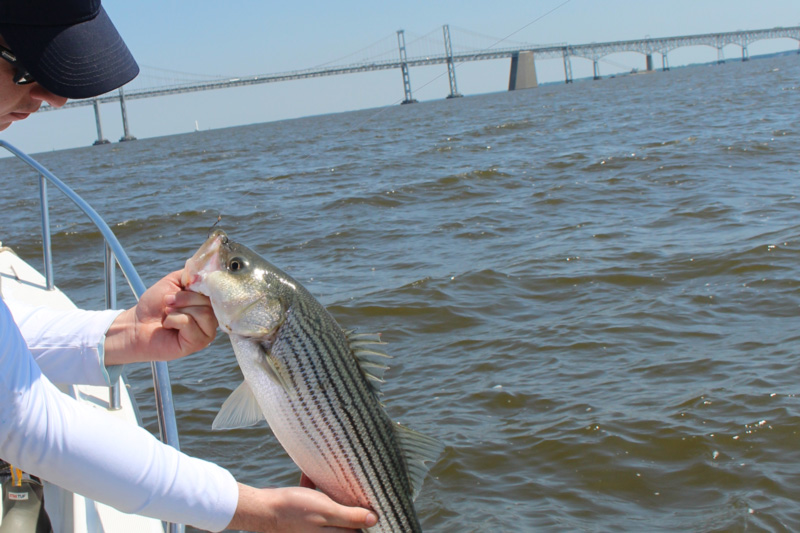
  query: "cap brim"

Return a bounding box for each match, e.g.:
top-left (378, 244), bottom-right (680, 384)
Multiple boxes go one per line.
top-left (0, 7), bottom-right (139, 99)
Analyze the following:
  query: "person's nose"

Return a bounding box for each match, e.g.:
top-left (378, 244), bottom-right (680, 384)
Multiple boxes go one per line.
top-left (29, 84), bottom-right (68, 108)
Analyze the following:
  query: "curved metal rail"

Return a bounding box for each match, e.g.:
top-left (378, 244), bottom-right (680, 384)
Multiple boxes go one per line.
top-left (0, 139), bottom-right (184, 533)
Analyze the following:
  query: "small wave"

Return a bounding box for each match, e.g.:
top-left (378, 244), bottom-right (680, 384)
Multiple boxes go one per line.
top-left (672, 203), bottom-right (734, 219)
top-left (639, 138), bottom-right (684, 149)
top-left (721, 142), bottom-right (775, 154)
top-left (546, 152), bottom-right (589, 169)
top-left (321, 191), bottom-right (410, 210)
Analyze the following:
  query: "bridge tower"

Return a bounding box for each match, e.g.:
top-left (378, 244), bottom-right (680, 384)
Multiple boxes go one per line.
top-left (442, 25), bottom-right (462, 98)
top-left (396, 30), bottom-right (417, 104)
top-left (562, 47), bottom-right (573, 83)
top-left (118, 87), bottom-right (136, 142)
top-left (91, 99), bottom-right (109, 145)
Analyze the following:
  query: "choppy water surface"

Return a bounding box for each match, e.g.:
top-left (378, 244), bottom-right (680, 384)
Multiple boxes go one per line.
top-left (2, 55), bottom-right (800, 531)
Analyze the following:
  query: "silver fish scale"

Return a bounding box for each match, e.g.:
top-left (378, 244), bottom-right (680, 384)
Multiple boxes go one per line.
top-left (264, 293), bottom-right (421, 533)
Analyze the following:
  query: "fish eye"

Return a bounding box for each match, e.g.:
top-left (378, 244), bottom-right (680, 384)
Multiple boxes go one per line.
top-left (228, 257), bottom-right (246, 272)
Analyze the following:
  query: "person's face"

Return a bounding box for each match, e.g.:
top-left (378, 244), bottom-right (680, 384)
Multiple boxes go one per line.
top-left (0, 36), bottom-right (68, 132)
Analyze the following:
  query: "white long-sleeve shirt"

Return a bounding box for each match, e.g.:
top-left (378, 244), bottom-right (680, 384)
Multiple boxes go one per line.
top-left (0, 298), bottom-right (239, 531)
top-left (7, 300), bottom-right (124, 386)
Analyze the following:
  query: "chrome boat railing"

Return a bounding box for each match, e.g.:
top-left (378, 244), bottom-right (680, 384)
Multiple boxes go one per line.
top-left (0, 140), bottom-right (184, 533)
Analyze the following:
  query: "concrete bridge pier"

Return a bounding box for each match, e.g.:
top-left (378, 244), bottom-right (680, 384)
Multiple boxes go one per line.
top-left (662, 53), bottom-right (669, 71)
top-left (741, 45), bottom-right (749, 61)
top-left (646, 54), bottom-right (653, 71)
top-left (562, 48), bottom-right (573, 83)
top-left (91, 99), bottom-right (109, 146)
top-left (118, 87), bottom-right (136, 142)
top-left (508, 51), bottom-right (537, 90)
top-left (592, 59), bottom-right (600, 80)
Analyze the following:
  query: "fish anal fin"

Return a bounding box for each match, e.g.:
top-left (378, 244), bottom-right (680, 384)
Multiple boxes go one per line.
top-left (212, 381), bottom-right (266, 431)
top-left (394, 423), bottom-right (444, 501)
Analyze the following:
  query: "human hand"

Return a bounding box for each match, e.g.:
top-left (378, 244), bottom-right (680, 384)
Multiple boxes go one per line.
top-left (104, 270), bottom-right (218, 365)
top-left (227, 483), bottom-right (378, 533)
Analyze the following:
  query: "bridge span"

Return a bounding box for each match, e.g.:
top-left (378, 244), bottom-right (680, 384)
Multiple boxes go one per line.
top-left (41, 25), bottom-right (800, 145)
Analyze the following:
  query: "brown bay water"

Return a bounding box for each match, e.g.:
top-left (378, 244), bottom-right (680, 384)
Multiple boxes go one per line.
top-left (2, 53), bottom-right (800, 531)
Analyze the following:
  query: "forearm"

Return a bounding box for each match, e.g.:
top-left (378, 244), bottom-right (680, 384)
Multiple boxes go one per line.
top-left (102, 305), bottom-right (143, 365)
top-left (4, 297), bottom-right (123, 385)
top-left (227, 483), bottom-right (280, 531)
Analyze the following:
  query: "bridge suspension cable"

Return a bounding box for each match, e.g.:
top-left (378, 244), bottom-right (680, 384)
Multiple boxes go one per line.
top-left (310, 33), bottom-right (398, 69)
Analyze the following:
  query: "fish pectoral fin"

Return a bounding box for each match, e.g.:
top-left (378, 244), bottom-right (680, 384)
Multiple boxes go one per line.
top-left (394, 423), bottom-right (445, 501)
top-left (258, 343), bottom-right (294, 395)
top-left (212, 381), bottom-right (266, 431)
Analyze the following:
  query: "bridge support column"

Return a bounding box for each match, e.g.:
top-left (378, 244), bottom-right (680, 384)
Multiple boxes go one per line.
top-left (593, 59), bottom-right (600, 80)
top-left (646, 54), bottom-right (653, 71)
top-left (508, 51), bottom-right (537, 91)
top-left (396, 30), bottom-right (417, 104)
top-left (442, 25), bottom-right (462, 98)
top-left (562, 48), bottom-right (573, 83)
top-left (742, 45), bottom-right (749, 61)
top-left (92, 99), bottom-right (109, 146)
top-left (662, 53), bottom-right (669, 71)
top-left (118, 87), bottom-right (136, 142)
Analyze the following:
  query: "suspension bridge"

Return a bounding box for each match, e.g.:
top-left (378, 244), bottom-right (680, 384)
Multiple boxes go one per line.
top-left (40, 25), bottom-right (800, 145)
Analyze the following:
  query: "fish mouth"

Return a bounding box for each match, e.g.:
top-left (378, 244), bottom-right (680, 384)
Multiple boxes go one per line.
top-left (182, 229), bottom-right (226, 289)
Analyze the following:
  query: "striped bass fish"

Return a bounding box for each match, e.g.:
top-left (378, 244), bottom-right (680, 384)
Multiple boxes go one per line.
top-left (182, 230), bottom-right (443, 532)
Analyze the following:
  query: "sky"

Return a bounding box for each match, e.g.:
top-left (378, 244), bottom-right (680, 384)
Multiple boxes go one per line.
top-left (2, 0), bottom-right (800, 154)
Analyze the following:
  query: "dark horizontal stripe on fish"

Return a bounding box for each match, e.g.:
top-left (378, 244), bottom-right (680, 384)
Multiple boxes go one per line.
top-left (289, 312), bottom-right (409, 527)
top-left (279, 313), bottom-right (366, 502)
top-left (278, 344), bottom-right (358, 499)
top-left (288, 301), bottom-right (417, 531)
top-left (289, 307), bottom-right (409, 524)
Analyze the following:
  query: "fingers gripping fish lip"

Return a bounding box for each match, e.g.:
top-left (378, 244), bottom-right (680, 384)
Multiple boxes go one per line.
top-left (182, 230), bottom-right (226, 290)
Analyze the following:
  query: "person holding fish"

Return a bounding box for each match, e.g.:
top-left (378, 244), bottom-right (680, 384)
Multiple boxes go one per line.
top-left (0, 0), bottom-right (377, 531)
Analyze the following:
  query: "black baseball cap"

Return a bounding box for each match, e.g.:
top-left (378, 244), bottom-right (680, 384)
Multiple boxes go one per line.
top-left (0, 0), bottom-right (139, 98)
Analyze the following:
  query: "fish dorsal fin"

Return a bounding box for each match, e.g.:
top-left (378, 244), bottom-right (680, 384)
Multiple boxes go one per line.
top-left (212, 381), bottom-right (266, 431)
top-left (394, 424), bottom-right (444, 501)
top-left (348, 331), bottom-right (393, 396)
